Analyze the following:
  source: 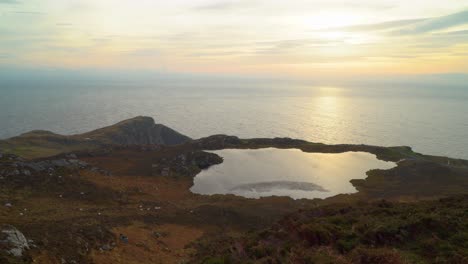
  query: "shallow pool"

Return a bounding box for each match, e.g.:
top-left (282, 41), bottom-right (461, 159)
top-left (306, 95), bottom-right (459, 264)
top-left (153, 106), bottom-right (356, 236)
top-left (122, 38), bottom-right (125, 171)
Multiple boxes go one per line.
top-left (190, 148), bottom-right (396, 199)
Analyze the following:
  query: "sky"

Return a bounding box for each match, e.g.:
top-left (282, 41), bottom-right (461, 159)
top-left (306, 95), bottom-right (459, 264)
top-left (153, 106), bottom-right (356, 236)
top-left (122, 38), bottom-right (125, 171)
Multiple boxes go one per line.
top-left (1, 0), bottom-right (468, 78)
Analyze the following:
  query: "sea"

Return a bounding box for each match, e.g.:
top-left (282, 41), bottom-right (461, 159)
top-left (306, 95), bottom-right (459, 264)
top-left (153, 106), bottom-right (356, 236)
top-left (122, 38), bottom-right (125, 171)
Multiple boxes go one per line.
top-left (1, 79), bottom-right (467, 159)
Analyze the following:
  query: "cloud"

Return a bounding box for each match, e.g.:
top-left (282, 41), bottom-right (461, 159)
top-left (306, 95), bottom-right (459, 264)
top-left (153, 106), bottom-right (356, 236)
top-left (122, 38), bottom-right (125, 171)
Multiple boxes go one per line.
top-left (0, 54), bottom-right (14, 59)
top-left (13, 11), bottom-right (44, 15)
top-left (393, 9), bottom-right (468, 35)
top-left (124, 48), bottom-right (161, 57)
top-left (194, 2), bottom-right (233, 10)
top-left (322, 18), bottom-right (427, 32)
top-left (251, 38), bottom-right (345, 57)
top-left (192, 1), bottom-right (249, 11)
top-left (437, 30), bottom-right (468, 36)
top-left (316, 9), bottom-right (468, 36)
top-left (56, 23), bottom-right (73, 27)
top-left (309, 1), bottom-right (396, 11)
top-left (91, 37), bottom-right (112, 43)
top-left (256, 38), bottom-right (342, 49)
top-left (189, 51), bottom-right (245, 57)
top-left (192, 0), bottom-right (395, 15)
top-left (418, 31), bottom-right (468, 48)
top-left (0, 0), bottom-right (19, 4)
top-left (43, 45), bottom-right (89, 53)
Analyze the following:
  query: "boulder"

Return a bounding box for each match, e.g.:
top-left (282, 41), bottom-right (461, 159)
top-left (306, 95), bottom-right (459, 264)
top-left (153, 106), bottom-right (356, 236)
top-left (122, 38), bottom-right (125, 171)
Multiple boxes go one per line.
top-left (67, 153), bottom-right (78, 159)
top-left (191, 151), bottom-right (223, 169)
top-left (0, 225), bottom-right (30, 257)
top-left (23, 162), bottom-right (45, 172)
top-left (51, 159), bottom-right (69, 167)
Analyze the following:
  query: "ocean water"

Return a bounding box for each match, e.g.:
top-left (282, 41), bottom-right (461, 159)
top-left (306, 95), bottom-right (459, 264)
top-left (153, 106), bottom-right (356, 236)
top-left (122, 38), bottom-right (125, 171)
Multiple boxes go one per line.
top-left (190, 149), bottom-right (396, 199)
top-left (0, 80), bottom-right (467, 159)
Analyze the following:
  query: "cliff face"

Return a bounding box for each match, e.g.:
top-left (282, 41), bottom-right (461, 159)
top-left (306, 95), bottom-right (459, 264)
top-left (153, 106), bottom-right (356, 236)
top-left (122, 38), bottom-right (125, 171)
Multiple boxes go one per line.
top-left (78, 116), bottom-right (191, 146)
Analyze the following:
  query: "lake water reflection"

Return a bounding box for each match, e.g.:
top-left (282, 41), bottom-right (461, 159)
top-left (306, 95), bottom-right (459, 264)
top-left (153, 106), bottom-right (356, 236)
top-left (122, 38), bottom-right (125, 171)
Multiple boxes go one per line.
top-left (190, 148), bottom-right (396, 199)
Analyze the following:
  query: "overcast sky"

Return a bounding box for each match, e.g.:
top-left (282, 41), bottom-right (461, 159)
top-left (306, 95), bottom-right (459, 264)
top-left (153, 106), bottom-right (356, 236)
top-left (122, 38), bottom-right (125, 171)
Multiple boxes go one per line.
top-left (1, 0), bottom-right (468, 78)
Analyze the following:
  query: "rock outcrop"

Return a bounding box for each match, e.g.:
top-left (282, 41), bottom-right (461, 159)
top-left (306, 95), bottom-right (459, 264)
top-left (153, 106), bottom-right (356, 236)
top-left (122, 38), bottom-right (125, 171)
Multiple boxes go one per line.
top-left (0, 225), bottom-right (29, 257)
top-left (151, 150), bottom-right (223, 176)
top-left (0, 153), bottom-right (88, 178)
top-left (79, 116), bottom-right (191, 146)
top-left (0, 116), bottom-right (192, 159)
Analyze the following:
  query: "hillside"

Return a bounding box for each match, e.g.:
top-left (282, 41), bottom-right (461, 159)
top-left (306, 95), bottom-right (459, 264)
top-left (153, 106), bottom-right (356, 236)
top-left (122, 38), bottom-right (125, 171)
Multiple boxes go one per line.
top-left (0, 116), bottom-right (191, 159)
top-left (0, 119), bottom-right (467, 263)
top-left (193, 196), bottom-right (468, 264)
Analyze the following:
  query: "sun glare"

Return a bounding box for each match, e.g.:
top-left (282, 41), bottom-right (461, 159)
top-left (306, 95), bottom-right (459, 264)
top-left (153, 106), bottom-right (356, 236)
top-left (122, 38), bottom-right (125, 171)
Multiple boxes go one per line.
top-left (305, 12), bottom-right (361, 30)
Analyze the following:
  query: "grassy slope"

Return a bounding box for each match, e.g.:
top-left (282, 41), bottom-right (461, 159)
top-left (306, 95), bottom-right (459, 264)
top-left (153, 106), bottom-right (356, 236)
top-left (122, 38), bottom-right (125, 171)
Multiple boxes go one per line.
top-left (192, 196), bottom-right (468, 264)
top-left (0, 127), bottom-right (109, 159)
top-left (0, 116), bottom-right (191, 159)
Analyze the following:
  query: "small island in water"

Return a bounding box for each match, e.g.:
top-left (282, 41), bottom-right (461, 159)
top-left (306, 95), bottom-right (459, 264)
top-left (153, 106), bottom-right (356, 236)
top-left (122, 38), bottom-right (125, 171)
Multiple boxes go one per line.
top-left (1, 116), bottom-right (467, 263)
